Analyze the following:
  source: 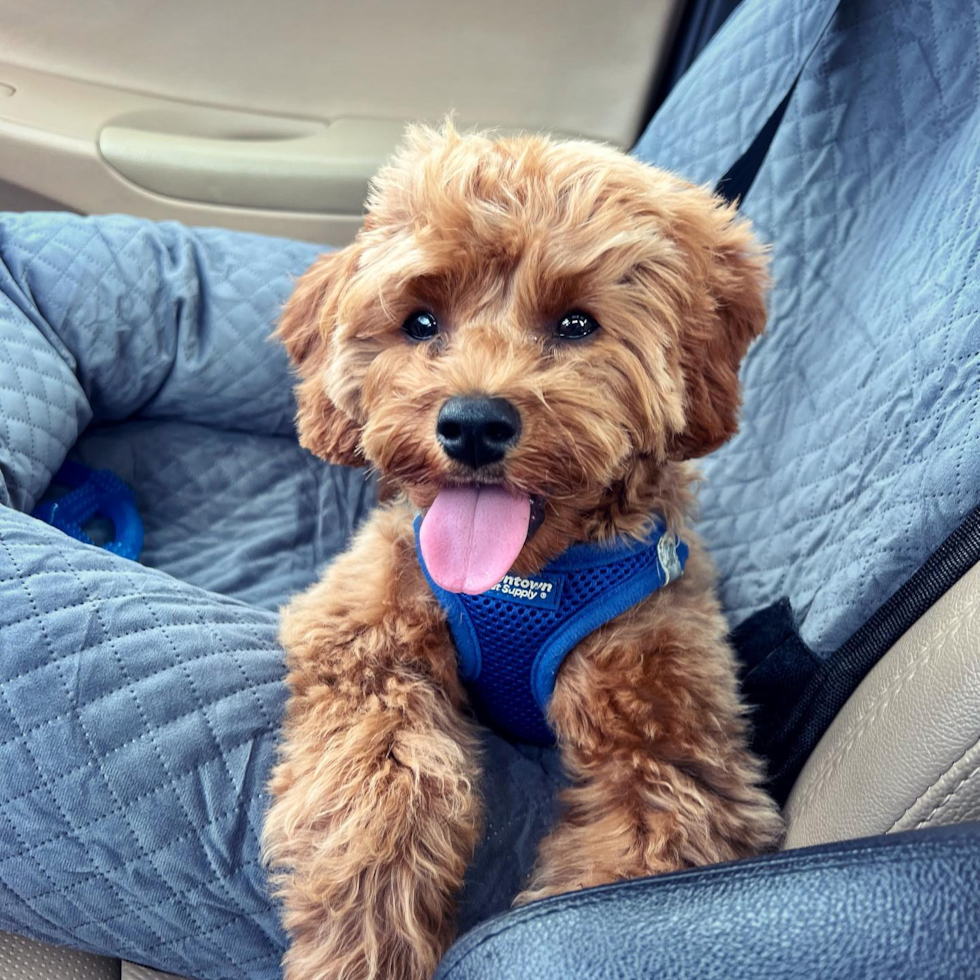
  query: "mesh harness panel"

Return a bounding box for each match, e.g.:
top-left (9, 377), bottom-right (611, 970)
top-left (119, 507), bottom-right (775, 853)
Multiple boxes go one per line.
top-left (415, 516), bottom-right (688, 744)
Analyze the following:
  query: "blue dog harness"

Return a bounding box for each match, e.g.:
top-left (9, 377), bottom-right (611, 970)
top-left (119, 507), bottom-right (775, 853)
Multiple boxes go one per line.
top-left (415, 517), bottom-right (689, 744)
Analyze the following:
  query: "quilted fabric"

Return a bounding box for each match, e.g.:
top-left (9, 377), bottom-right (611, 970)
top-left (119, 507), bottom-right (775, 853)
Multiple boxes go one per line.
top-left (0, 214), bottom-right (563, 978)
top-left (1, 0), bottom-right (979, 974)
top-left (0, 216), bottom-right (372, 610)
top-left (0, 507), bottom-right (285, 975)
top-left (633, 0), bottom-right (841, 187)
top-left (635, 0), bottom-right (980, 654)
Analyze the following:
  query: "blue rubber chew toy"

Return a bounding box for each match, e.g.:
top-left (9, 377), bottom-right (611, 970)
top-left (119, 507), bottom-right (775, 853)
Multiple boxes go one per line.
top-left (32, 460), bottom-right (144, 561)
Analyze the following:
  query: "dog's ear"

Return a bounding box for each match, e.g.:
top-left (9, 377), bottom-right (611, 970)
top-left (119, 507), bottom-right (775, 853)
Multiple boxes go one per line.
top-left (277, 247), bottom-right (363, 467)
top-left (667, 200), bottom-right (769, 460)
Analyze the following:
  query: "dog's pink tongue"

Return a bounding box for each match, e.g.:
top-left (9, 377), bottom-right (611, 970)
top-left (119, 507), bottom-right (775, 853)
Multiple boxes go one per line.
top-left (420, 486), bottom-right (530, 595)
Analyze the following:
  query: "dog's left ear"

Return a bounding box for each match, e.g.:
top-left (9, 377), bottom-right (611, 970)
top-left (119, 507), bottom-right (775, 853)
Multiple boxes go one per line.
top-left (277, 246), bottom-right (364, 467)
top-left (667, 199), bottom-right (769, 460)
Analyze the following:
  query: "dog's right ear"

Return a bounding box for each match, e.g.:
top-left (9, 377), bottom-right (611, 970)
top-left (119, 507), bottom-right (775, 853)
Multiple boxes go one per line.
top-left (664, 196), bottom-right (769, 461)
top-left (277, 247), bottom-right (363, 467)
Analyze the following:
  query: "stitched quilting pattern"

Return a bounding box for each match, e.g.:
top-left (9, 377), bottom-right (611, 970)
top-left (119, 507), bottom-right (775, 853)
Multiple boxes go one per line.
top-left (0, 214), bottom-right (557, 976)
top-left (0, 214), bottom-right (375, 610)
top-left (0, 274), bottom-right (89, 514)
top-left (0, 506), bottom-right (288, 979)
top-left (0, 502), bottom-right (564, 977)
top-left (633, 0), bottom-right (840, 185)
top-left (635, 0), bottom-right (980, 653)
top-left (1, 0), bottom-right (979, 973)
top-left (0, 216), bottom-right (377, 976)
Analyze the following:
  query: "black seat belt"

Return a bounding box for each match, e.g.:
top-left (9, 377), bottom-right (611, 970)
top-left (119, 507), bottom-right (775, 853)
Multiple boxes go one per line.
top-left (714, 82), bottom-right (797, 204)
top-left (713, 0), bottom-right (841, 206)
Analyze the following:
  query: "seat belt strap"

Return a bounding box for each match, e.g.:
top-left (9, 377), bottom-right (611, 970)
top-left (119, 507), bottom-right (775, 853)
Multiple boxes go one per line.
top-left (714, 0), bottom-right (842, 206)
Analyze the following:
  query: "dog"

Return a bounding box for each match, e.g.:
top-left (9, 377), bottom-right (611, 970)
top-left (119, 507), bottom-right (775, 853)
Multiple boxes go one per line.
top-left (262, 123), bottom-right (784, 980)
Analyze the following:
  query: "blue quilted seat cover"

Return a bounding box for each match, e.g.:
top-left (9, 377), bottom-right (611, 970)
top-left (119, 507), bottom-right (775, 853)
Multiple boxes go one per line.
top-left (635, 0), bottom-right (980, 655)
top-left (0, 0), bottom-right (978, 976)
top-left (0, 218), bottom-right (564, 977)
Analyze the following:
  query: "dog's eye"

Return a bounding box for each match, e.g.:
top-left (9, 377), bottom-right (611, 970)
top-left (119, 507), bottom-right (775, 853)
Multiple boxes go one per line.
top-left (555, 311), bottom-right (600, 340)
top-left (402, 311), bottom-right (439, 342)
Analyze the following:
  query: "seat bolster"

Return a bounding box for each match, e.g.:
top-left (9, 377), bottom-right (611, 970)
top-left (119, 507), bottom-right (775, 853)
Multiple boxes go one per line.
top-left (785, 561), bottom-right (980, 848)
top-left (436, 824), bottom-right (980, 980)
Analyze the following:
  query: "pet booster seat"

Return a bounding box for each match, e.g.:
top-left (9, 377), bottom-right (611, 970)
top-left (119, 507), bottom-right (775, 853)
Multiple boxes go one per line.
top-left (1, 0), bottom-right (978, 977)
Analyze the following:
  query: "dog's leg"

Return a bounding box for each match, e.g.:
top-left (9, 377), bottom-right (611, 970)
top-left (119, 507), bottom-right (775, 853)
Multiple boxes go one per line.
top-left (517, 577), bottom-right (783, 903)
top-left (263, 509), bottom-right (480, 980)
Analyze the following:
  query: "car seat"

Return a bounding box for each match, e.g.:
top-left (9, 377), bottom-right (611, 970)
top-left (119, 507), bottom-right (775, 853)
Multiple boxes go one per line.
top-left (1, 0), bottom-right (978, 977)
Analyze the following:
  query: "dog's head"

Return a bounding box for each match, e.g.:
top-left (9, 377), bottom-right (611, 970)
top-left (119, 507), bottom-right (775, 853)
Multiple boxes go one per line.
top-left (279, 124), bottom-right (768, 593)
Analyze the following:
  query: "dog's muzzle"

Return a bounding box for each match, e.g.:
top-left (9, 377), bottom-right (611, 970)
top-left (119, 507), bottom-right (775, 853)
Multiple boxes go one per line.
top-left (436, 396), bottom-right (521, 469)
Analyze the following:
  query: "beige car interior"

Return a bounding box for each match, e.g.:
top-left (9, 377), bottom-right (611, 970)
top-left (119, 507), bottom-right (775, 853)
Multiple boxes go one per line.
top-left (2, 0), bottom-right (978, 977)
top-left (0, 0), bottom-right (680, 245)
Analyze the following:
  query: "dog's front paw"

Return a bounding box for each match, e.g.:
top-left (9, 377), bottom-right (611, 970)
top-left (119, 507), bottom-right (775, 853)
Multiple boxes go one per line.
top-left (264, 658), bottom-right (480, 980)
top-left (282, 908), bottom-right (439, 980)
top-left (513, 881), bottom-right (571, 906)
top-left (514, 844), bottom-right (619, 907)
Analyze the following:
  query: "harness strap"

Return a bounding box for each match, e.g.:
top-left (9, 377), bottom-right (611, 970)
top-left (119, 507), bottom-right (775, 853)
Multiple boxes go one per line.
top-left (416, 516), bottom-right (688, 744)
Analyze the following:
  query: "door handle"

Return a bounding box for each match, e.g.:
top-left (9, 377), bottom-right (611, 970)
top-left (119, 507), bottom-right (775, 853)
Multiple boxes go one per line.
top-left (99, 118), bottom-right (406, 213)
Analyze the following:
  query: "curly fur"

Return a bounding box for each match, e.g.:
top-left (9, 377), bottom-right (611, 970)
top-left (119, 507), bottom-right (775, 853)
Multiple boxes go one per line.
top-left (263, 123), bottom-right (784, 980)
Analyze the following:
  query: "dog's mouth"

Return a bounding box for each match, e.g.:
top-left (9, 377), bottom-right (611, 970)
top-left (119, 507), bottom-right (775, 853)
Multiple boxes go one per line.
top-left (418, 485), bottom-right (546, 595)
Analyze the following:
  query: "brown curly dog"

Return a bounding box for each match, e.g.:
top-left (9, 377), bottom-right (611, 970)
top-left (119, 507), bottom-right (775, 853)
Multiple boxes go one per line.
top-left (262, 123), bottom-right (783, 980)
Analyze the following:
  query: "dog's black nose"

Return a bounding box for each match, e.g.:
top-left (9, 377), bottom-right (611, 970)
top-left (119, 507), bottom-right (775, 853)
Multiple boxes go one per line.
top-left (436, 396), bottom-right (522, 469)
